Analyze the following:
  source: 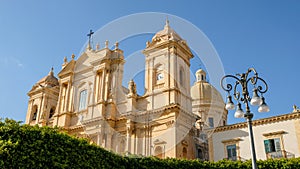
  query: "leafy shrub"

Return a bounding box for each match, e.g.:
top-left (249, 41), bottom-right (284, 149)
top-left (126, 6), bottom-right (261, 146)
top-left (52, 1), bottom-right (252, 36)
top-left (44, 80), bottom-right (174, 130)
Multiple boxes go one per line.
top-left (0, 119), bottom-right (299, 169)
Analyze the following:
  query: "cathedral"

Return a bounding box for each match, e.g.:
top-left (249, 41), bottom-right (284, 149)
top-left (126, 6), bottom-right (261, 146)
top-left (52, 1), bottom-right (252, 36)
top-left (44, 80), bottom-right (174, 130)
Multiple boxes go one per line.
top-left (25, 20), bottom-right (227, 159)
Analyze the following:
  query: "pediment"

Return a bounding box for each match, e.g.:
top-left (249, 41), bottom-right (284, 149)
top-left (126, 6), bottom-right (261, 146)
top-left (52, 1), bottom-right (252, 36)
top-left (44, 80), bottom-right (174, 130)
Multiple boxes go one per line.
top-left (75, 50), bottom-right (110, 73)
top-left (74, 52), bottom-right (90, 73)
top-left (58, 60), bottom-right (76, 78)
top-left (153, 139), bottom-right (167, 145)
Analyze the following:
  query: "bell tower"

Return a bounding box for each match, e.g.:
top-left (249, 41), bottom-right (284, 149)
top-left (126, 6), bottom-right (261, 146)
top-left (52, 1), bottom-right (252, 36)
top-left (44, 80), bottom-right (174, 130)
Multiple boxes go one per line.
top-left (142, 19), bottom-right (193, 111)
top-left (142, 20), bottom-right (196, 159)
top-left (26, 68), bottom-right (59, 126)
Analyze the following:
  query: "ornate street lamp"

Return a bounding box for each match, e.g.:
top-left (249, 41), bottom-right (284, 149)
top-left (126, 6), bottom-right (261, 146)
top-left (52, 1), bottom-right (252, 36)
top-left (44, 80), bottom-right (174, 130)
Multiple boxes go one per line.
top-left (221, 68), bottom-right (269, 169)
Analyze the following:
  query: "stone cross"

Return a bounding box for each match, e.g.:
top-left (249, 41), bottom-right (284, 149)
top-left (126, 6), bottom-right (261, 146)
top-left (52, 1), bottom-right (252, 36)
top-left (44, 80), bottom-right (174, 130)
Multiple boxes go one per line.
top-left (87, 29), bottom-right (94, 47)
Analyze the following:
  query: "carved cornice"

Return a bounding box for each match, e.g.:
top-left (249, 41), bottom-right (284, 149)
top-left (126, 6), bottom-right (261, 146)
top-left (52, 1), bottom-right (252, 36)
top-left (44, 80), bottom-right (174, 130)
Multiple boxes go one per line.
top-left (144, 40), bottom-right (193, 59)
top-left (263, 130), bottom-right (286, 137)
top-left (133, 103), bottom-right (180, 117)
top-left (28, 86), bottom-right (59, 97)
top-left (181, 140), bottom-right (188, 146)
top-left (153, 139), bottom-right (167, 145)
top-left (80, 116), bottom-right (103, 126)
top-left (54, 111), bottom-right (73, 119)
top-left (221, 138), bottom-right (242, 144)
top-left (214, 111), bottom-right (300, 133)
top-left (67, 125), bottom-right (84, 132)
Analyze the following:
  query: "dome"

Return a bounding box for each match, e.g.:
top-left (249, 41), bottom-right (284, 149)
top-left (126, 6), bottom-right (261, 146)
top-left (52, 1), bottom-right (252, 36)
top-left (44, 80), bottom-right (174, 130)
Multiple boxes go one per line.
top-left (191, 69), bottom-right (223, 102)
top-left (191, 81), bottom-right (223, 102)
top-left (37, 68), bottom-right (59, 87)
top-left (191, 69), bottom-right (228, 127)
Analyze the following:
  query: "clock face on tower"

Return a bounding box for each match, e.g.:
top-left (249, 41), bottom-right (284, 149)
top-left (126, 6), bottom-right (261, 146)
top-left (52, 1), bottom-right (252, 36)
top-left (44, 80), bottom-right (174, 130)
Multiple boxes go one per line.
top-left (157, 73), bottom-right (164, 80)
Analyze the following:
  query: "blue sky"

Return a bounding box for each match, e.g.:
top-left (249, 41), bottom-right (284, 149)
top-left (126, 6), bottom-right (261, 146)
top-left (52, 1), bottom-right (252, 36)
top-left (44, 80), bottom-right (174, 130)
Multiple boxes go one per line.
top-left (0, 1), bottom-right (300, 124)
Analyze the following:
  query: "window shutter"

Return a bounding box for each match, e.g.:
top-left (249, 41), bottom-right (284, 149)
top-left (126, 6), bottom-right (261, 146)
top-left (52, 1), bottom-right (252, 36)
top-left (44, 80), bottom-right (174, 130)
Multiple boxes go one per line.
top-left (232, 145), bottom-right (236, 157)
top-left (274, 138), bottom-right (281, 151)
top-left (264, 140), bottom-right (271, 153)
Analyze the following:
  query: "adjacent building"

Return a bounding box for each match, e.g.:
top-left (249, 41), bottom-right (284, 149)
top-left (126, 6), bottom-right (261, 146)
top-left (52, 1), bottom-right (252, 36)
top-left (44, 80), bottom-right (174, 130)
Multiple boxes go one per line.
top-left (210, 109), bottom-right (300, 161)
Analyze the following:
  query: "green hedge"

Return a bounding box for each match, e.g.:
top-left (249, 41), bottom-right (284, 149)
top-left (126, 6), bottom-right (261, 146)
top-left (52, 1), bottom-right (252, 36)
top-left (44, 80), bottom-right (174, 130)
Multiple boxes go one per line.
top-left (0, 119), bottom-right (299, 169)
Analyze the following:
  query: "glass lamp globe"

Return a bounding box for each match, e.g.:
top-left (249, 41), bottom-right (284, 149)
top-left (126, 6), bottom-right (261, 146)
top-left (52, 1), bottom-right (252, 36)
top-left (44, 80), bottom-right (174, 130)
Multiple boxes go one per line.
top-left (234, 103), bottom-right (244, 118)
top-left (258, 97), bottom-right (270, 112)
top-left (250, 88), bottom-right (262, 106)
top-left (225, 95), bottom-right (235, 110)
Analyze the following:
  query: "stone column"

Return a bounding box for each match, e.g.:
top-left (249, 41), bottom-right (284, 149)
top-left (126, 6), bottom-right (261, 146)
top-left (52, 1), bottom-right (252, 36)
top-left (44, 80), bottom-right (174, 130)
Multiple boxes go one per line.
top-left (97, 132), bottom-right (102, 147)
top-left (106, 130), bottom-right (112, 150)
top-left (103, 69), bottom-right (109, 101)
top-left (126, 126), bottom-right (132, 154)
top-left (65, 82), bottom-right (71, 112)
top-left (102, 133), bottom-right (106, 148)
top-left (94, 71), bottom-right (99, 102)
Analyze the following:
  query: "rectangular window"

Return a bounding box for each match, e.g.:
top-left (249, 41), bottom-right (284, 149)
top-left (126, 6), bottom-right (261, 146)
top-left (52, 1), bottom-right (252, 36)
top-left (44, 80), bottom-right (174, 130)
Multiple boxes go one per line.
top-left (79, 90), bottom-right (87, 111)
top-left (264, 138), bottom-right (281, 153)
top-left (264, 138), bottom-right (282, 158)
top-left (226, 144), bottom-right (237, 161)
top-left (208, 117), bottom-right (214, 128)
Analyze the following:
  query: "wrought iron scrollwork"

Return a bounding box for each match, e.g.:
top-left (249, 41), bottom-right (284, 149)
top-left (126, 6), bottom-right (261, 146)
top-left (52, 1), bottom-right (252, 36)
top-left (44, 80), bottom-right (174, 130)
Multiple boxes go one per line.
top-left (221, 68), bottom-right (268, 104)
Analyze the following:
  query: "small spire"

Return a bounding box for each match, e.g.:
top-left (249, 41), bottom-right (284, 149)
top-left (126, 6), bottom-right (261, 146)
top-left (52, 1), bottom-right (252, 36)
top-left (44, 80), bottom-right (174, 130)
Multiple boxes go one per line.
top-left (49, 67), bottom-right (54, 76)
top-left (96, 43), bottom-right (100, 50)
top-left (105, 40), bottom-right (109, 48)
top-left (71, 53), bottom-right (75, 60)
top-left (86, 42), bottom-right (91, 50)
top-left (165, 16), bottom-right (170, 29)
top-left (115, 41), bottom-right (119, 50)
top-left (63, 56), bottom-right (68, 63)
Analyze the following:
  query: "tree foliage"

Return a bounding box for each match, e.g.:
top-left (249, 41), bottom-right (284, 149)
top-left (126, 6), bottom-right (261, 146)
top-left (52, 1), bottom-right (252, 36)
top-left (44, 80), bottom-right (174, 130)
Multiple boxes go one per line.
top-left (0, 119), bottom-right (299, 169)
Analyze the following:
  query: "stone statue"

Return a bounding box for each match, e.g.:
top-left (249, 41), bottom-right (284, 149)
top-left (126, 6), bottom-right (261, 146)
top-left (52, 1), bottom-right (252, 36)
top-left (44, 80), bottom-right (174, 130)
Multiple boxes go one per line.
top-left (293, 104), bottom-right (299, 112)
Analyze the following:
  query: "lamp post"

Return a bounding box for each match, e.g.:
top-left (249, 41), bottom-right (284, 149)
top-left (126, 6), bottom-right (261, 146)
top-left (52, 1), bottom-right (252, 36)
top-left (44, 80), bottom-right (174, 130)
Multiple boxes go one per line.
top-left (220, 68), bottom-right (269, 169)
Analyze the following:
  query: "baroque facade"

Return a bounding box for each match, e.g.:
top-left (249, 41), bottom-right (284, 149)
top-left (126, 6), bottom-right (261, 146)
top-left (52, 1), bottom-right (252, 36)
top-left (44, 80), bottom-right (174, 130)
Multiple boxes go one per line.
top-left (25, 20), bottom-right (227, 159)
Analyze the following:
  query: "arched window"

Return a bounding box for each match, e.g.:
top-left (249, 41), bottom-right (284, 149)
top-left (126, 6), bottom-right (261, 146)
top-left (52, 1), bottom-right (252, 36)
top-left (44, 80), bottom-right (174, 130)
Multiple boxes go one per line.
top-left (49, 107), bottom-right (55, 118)
top-left (197, 148), bottom-right (203, 159)
top-left (179, 68), bottom-right (184, 86)
top-left (183, 147), bottom-right (187, 158)
top-left (79, 89), bottom-right (87, 111)
top-left (208, 117), bottom-right (214, 128)
top-left (197, 74), bottom-right (201, 82)
top-left (154, 146), bottom-right (163, 158)
top-left (32, 105), bottom-right (38, 121)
